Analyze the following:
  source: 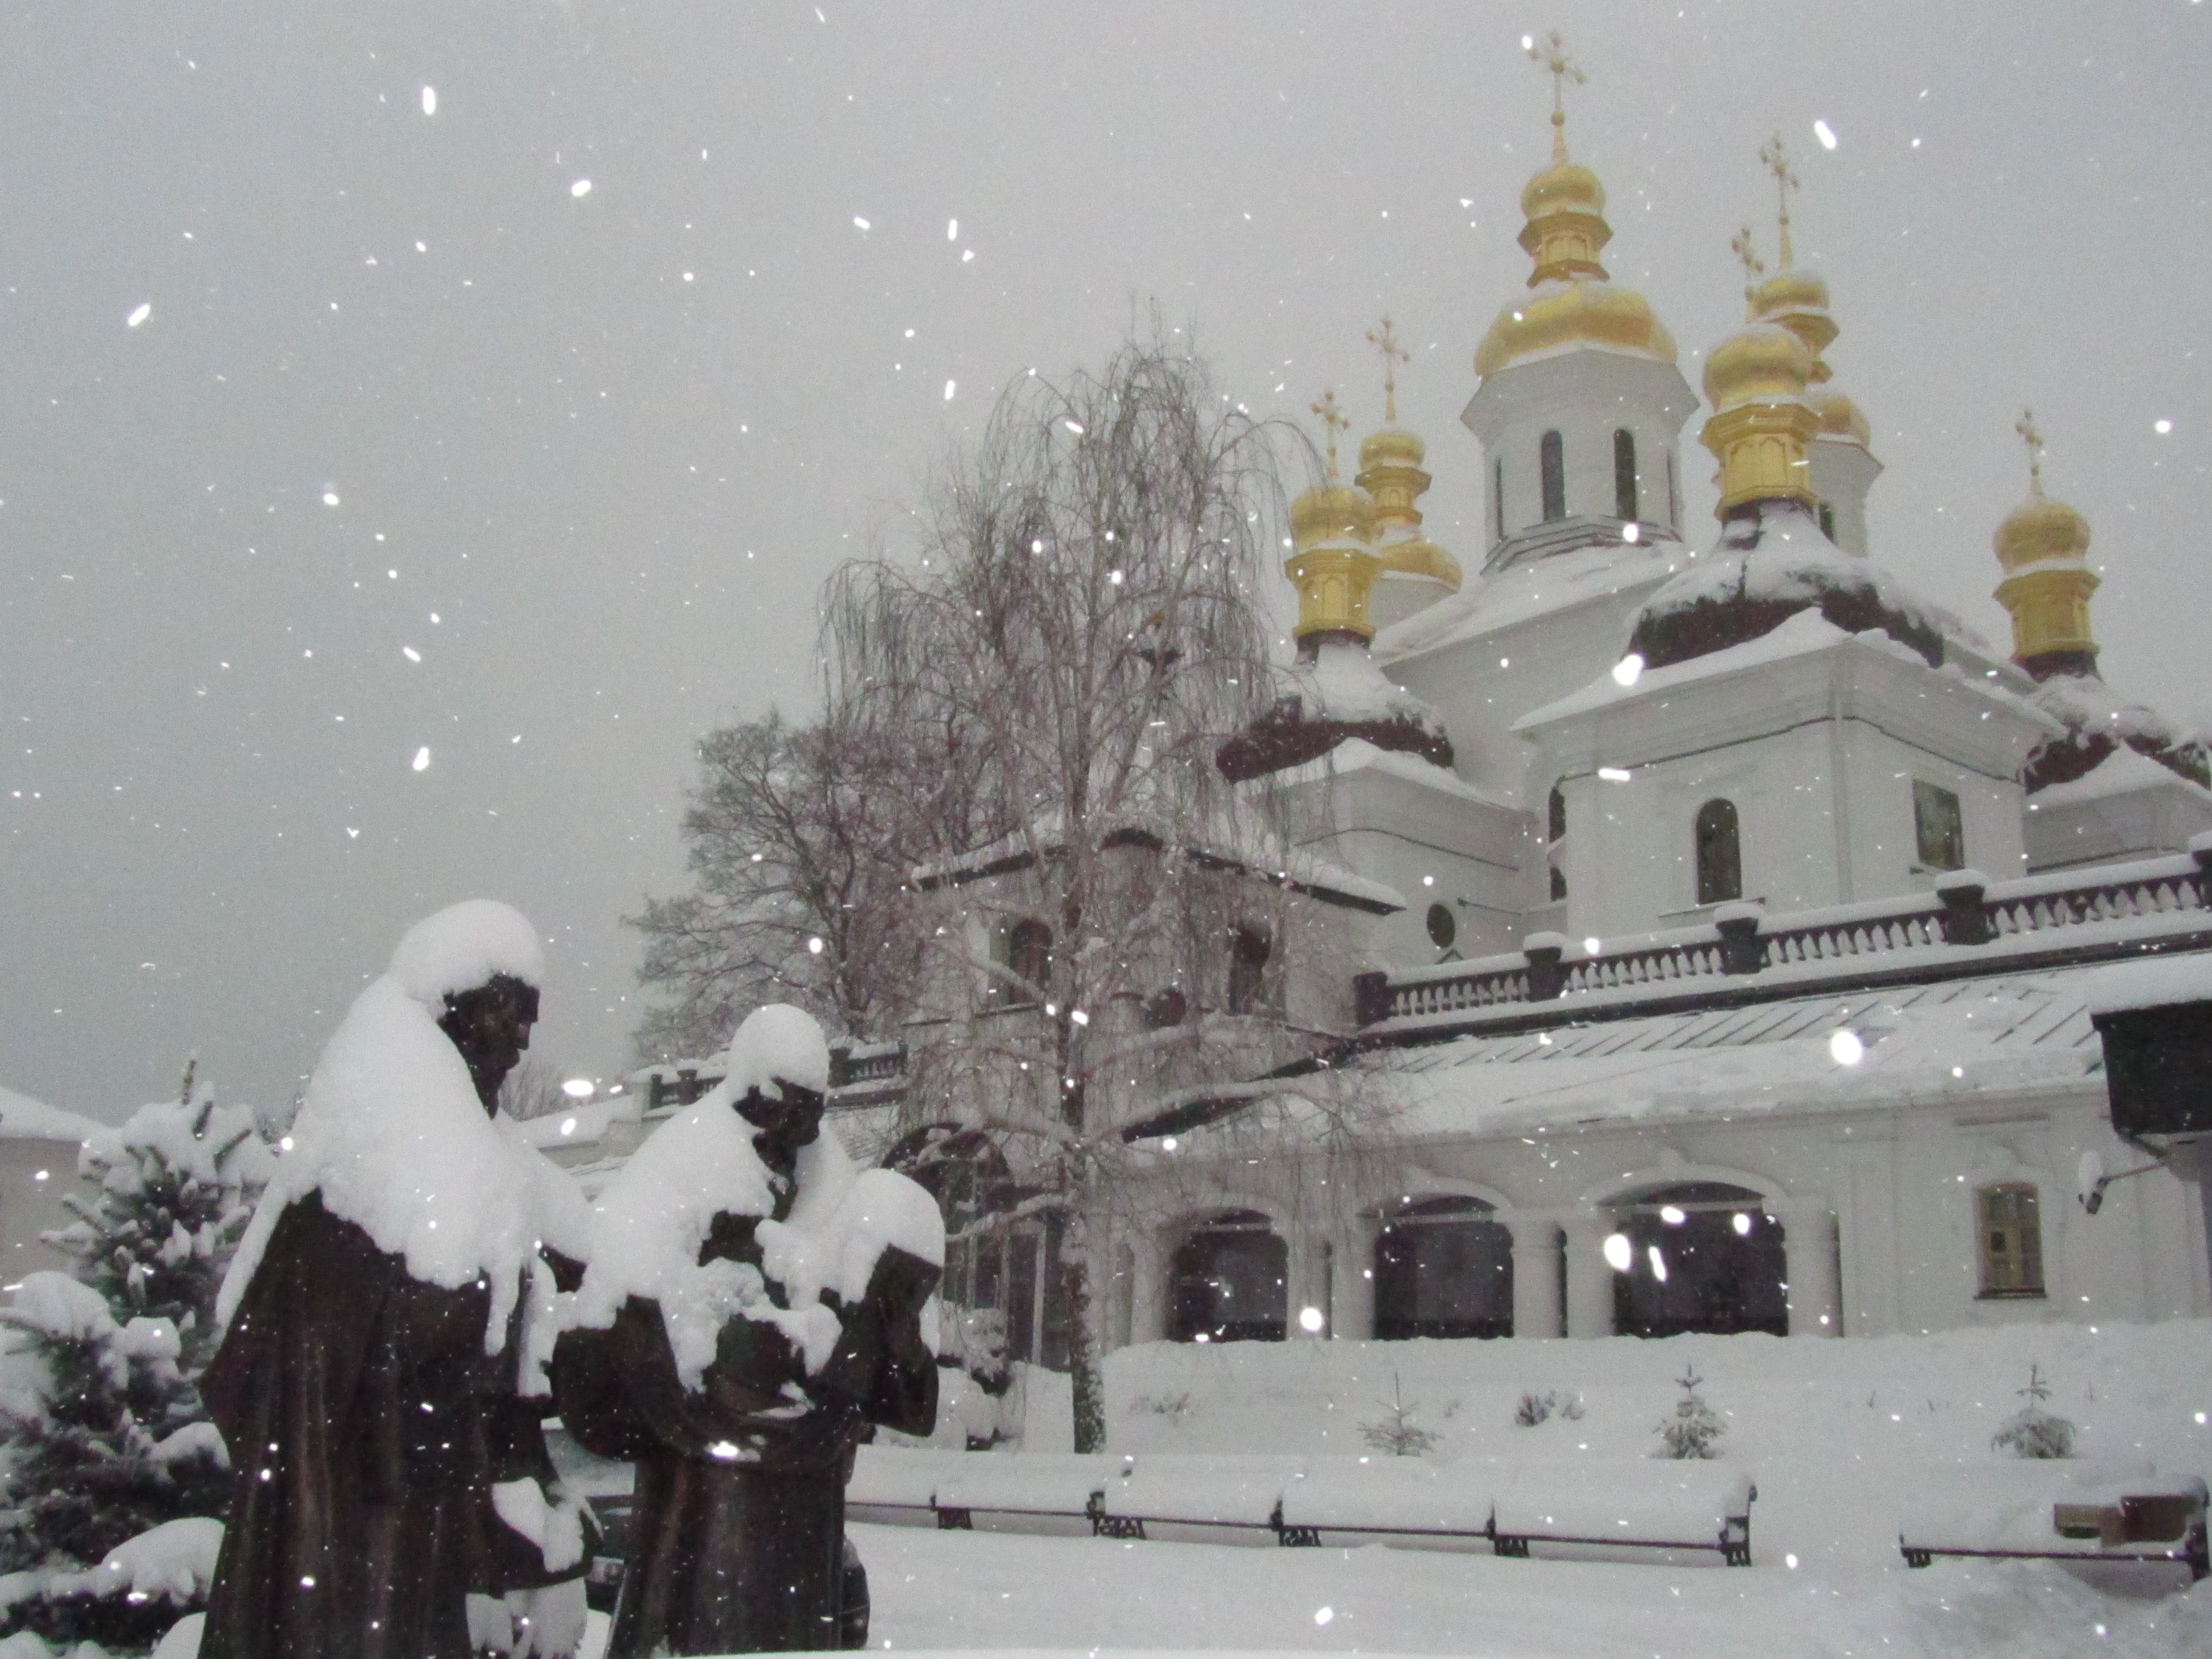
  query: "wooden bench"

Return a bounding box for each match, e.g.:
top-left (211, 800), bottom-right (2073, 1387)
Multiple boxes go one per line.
top-left (933, 1452), bottom-right (1124, 1534)
top-left (847, 1445), bottom-right (971, 1527)
top-left (1489, 1460), bottom-right (1755, 1567)
top-left (1274, 1455), bottom-right (1493, 1549)
top-left (1898, 1463), bottom-right (2208, 1580)
top-left (1095, 1453), bottom-right (1309, 1542)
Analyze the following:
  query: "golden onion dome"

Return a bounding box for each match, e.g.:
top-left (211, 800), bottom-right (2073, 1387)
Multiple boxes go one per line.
top-left (1521, 159), bottom-right (1605, 222)
top-left (1476, 283), bottom-right (1675, 378)
top-left (1703, 322), bottom-right (1813, 412)
top-left (1377, 534), bottom-right (1462, 590)
top-left (1358, 424), bottom-right (1426, 472)
top-left (1811, 386), bottom-right (1871, 446)
top-left (1994, 495), bottom-right (2091, 573)
top-left (1290, 481), bottom-right (1376, 552)
top-left (1750, 267), bottom-right (1830, 320)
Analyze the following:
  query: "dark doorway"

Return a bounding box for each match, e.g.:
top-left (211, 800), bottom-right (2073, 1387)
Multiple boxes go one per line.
top-left (1168, 1209), bottom-right (1287, 1343)
top-left (1373, 1195), bottom-right (1514, 1339)
top-left (1610, 1182), bottom-right (1787, 1338)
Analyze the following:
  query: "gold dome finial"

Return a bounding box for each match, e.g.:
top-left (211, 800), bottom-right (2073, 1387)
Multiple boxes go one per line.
top-left (1731, 225), bottom-right (1767, 316)
top-left (1759, 133), bottom-right (1799, 268)
top-left (1365, 315), bottom-right (1408, 424)
top-left (1699, 323), bottom-right (1820, 515)
top-left (1993, 410), bottom-right (2097, 676)
top-left (1311, 387), bottom-right (1350, 479)
top-left (1288, 388), bottom-right (1380, 642)
top-left (1526, 29), bottom-right (1585, 165)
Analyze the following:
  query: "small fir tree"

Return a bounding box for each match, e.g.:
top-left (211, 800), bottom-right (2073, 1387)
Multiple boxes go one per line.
top-left (1360, 1372), bottom-right (1442, 1457)
top-left (0, 1066), bottom-right (272, 1650)
top-left (1992, 1363), bottom-right (2076, 1459)
top-left (1655, 1368), bottom-right (1725, 1459)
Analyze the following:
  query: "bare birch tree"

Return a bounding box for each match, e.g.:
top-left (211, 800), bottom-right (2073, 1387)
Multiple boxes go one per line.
top-left (827, 331), bottom-right (1352, 1450)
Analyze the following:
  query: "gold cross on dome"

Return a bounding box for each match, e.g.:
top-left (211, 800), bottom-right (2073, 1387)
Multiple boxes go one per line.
top-left (2016, 408), bottom-right (2045, 497)
top-left (1758, 133), bottom-right (1800, 267)
top-left (1730, 225), bottom-right (1766, 310)
top-left (1525, 30), bottom-right (1586, 164)
top-left (1311, 389), bottom-right (1349, 478)
top-left (1365, 316), bottom-right (1410, 424)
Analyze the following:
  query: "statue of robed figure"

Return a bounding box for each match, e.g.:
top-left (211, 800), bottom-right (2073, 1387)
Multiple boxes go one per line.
top-left (554, 1005), bottom-right (942, 1657)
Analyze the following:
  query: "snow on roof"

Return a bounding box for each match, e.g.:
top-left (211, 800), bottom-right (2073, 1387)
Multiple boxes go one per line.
top-left (2034, 742), bottom-right (2212, 807)
top-left (2032, 671), bottom-right (2196, 752)
top-left (1282, 738), bottom-right (1515, 811)
top-left (1514, 607), bottom-right (1947, 731)
top-left (1378, 538), bottom-right (1683, 665)
top-left (0, 1084), bottom-right (99, 1143)
top-left (1289, 640), bottom-right (1443, 729)
top-left (1358, 963), bottom-right (2127, 1141)
top-left (387, 899), bottom-right (546, 1007)
top-left (2082, 952), bottom-right (2212, 1015)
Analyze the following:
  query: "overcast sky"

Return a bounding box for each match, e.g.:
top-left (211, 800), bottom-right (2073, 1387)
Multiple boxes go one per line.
top-left (4, 1), bottom-right (2207, 1123)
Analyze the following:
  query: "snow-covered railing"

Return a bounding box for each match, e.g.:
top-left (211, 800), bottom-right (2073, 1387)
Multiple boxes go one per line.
top-left (1355, 838), bottom-right (2212, 1029)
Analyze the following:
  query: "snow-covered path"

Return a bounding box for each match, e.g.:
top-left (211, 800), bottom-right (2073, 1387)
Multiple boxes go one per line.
top-left (840, 1522), bottom-right (2207, 1659)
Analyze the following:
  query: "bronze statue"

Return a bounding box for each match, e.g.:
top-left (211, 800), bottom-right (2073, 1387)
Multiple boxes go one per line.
top-left (555, 1005), bottom-right (941, 1656)
top-left (199, 902), bottom-right (592, 1659)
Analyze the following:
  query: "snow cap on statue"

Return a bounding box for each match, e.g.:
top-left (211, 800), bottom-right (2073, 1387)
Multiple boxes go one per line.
top-left (388, 899), bottom-right (545, 1008)
top-left (727, 1003), bottom-right (831, 1097)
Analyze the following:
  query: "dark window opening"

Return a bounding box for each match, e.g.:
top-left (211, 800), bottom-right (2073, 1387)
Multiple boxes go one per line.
top-left (993, 917), bottom-right (1053, 1004)
top-left (1611, 1183), bottom-right (1788, 1338)
top-left (1667, 450), bottom-right (1679, 528)
top-left (1818, 500), bottom-right (1838, 540)
top-left (1540, 430), bottom-right (1566, 522)
top-left (1613, 428), bottom-right (1639, 522)
top-left (1546, 784), bottom-right (1568, 902)
top-left (1169, 1210), bottom-right (1287, 1343)
top-left (1913, 779), bottom-right (1965, 872)
top-left (1694, 798), bottom-right (1743, 906)
top-left (1978, 1184), bottom-right (2045, 1298)
top-left (1373, 1196), bottom-right (1513, 1340)
top-left (1226, 924), bottom-right (1271, 1015)
top-left (1492, 455), bottom-right (1506, 543)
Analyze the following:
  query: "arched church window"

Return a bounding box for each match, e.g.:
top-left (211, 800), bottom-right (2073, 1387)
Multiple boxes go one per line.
top-left (1694, 798), bottom-right (1742, 905)
top-left (1818, 500), bottom-right (1838, 541)
top-left (1546, 785), bottom-right (1568, 902)
top-left (1610, 1183), bottom-right (1788, 1338)
top-left (1613, 428), bottom-right (1639, 522)
top-left (1492, 455), bottom-right (1505, 543)
top-left (1169, 1210), bottom-right (1287, 1342)
top-left (1977, 1183), bottom-right (2045, 1298)
top-left (1667, 450), bottom-right (1681, 527)
top-left (1226, 924), bottom-right (1271, 1015)
top-left (1373, 1195), bottom-right (1514, 1339)
top-left (1539, 430), bottom-right (1566, 522)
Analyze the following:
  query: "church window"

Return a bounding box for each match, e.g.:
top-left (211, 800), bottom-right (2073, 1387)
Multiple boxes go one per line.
top-left (992, 917), bottom-right (1052, 1005)
top-left (1226, 924), bottom-right (1271, 1015)
top-left (1818, 500), bottom-right (1838, 540)
top-left (1977, 1184), bottom-right (2045, 1298)
top-left (1492, 455), bottom-right (1505, 543)
top-left (1373, 1196), bottom-right (1514, 1340)
top-left (1694, 798), bottom-right (1742, 905)
top-left (1170, 1210), bottom-right (1287, 1342)
top-left (1666, 450), bottom-right (1680, 527)
top-left (1540, 430), bottom-right (1566, 522)
top-left (1912, 779), bottom-right (1966, 871)
top-left (1612, 1183), bottom-right (1788, 1338)
top-left (1546, 785), bottom-right (1568, 901)
top-left (1426, 902), bottom-right (1456, 951)
top-left (1613, 429), bottom-right (1639, 522)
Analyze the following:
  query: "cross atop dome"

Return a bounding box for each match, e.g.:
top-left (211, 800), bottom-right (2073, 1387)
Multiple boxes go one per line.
top-left (2016, 407), bottom-right (2046, 499)
top-left (1311, 388), bottom-right (1349, 478)
top-left (1731, 225), bottom-right (1766, 311)
top-left (1759, 133), bottom-right (1800, 267)
top-left (1525, 29), bottom-right (1585, 165)
top-left (1366, 316), bottom-right (1409, 424)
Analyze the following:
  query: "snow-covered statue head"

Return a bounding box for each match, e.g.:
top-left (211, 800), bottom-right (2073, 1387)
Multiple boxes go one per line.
top-left (725, 1003), bottom-right (832, 1166)
top-left (390, 899), bottom-right (546, 1113)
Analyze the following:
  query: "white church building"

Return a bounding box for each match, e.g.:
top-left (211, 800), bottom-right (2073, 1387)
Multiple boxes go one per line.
top-left (589, 83), bottom-right (2212, 1375)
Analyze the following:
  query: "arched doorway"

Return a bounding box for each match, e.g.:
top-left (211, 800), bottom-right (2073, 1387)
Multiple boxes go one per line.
top-left (1373, 1195), bottom-right (1514, 1339)
top-left (1609, 1182), bottom-right (1787, 1338)
top-left (1168, 1209), bottom-right (1287, 1343)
